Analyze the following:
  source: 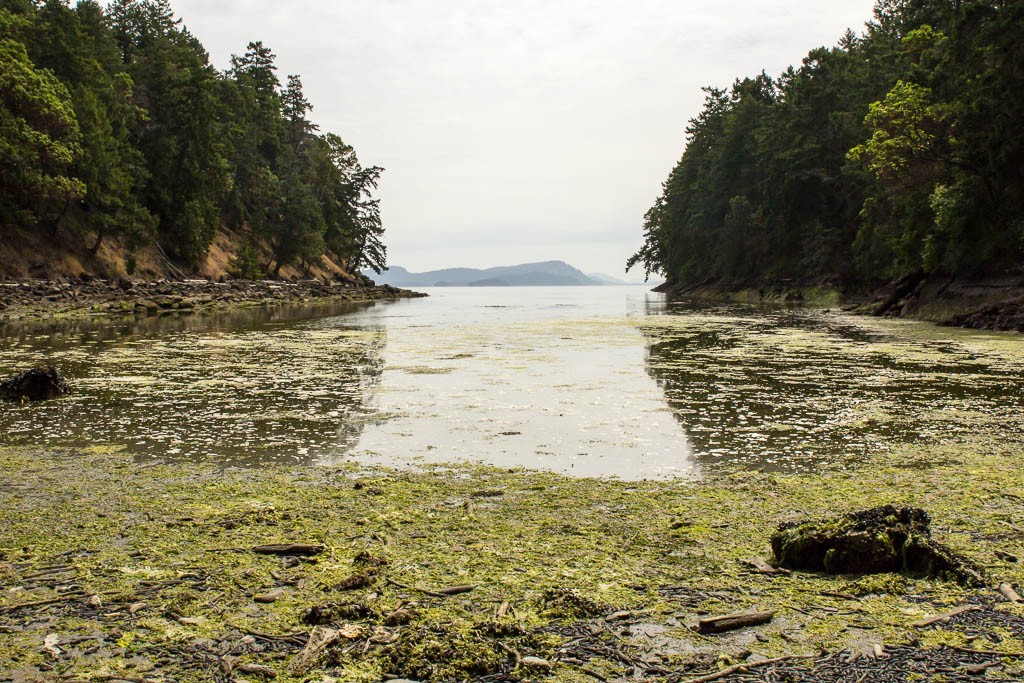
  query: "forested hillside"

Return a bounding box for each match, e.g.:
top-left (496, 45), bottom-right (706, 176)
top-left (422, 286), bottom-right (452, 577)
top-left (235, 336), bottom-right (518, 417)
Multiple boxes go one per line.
top-left (0, 0), bottom-right (385, 279)
top-left (629, 0), bottom-right (1024, 291)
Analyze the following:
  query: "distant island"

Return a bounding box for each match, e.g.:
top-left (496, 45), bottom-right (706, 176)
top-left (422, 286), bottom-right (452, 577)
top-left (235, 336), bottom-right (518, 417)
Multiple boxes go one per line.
top-left (366, 261), bottom-right (640, 287)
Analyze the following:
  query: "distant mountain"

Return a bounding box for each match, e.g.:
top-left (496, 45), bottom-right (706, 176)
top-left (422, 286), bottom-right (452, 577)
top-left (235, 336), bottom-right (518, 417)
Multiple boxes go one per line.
top-left (588, 272), bottom-right (630, 285)
top-left (367, 261), bottom-right (602, 287)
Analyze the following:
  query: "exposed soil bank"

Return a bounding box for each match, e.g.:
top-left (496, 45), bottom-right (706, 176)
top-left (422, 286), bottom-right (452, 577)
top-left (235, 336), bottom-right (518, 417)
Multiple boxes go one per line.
top-left (0, 277), bottom-right (426, 322)
top-left (656, 272), bottom-right (1024, 332)
top-left (1, 441), bottom-right (1022, 682)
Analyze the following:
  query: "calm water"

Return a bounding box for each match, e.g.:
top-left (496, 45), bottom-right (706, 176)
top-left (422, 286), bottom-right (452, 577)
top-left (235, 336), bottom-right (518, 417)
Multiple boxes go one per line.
top-left (1, 287), bottom-right (1022, 479)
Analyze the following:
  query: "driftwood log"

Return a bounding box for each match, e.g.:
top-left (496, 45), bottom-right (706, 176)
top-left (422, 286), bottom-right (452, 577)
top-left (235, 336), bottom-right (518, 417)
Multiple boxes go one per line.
top-left (252, 544), bottom-right (324, 557)
top-left (696, 610), bottom-right (775, 634)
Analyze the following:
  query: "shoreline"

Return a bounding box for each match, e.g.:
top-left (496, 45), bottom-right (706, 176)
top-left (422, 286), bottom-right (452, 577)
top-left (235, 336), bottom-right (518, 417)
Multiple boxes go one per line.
top-left (655, 274), bottom-right (1024, 333)
top-left (0, 277), bottom-right (427, 323)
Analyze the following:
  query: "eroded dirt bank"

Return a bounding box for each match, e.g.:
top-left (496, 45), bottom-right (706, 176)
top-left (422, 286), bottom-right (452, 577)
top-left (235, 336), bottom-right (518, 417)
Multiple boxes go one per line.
top-left (0, 278), bottom-right (426, 322)
top-left (1, 442), bottom-right (1022, 682)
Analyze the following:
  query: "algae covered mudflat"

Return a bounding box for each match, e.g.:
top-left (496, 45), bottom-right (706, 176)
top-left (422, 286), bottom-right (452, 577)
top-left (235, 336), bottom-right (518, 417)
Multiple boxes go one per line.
top-left (2, 291), bottom-right (1024, 681)
top-left (2, 440), bottom-right (1024, 682)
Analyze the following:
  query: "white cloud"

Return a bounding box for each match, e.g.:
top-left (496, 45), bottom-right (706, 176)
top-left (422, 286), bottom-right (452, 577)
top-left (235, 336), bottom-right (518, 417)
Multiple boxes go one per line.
top-left (169, 0), bottom-right (877, 276)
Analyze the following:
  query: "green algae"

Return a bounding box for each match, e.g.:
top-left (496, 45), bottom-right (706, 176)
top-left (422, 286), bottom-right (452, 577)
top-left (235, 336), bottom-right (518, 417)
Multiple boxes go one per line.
top-left (2, 439), bottom-right (1023, 682)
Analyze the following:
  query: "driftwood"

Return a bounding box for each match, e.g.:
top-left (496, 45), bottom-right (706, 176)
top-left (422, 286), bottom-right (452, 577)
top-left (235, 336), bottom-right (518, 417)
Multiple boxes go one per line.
top-left (999, 582), bottom-right (1023, 603)
top-left (252, 544), bottom-right (324, 557)
top-left (0, 590), bottom-right (87, 614)
top-left (910, 604), bottom-right (980, 628)
top-left (287, 626), bottom-right (340, 676)
top-left (696, 610), bottom-right (775, 634)
top-left (434, 584), bottom-right (476, 596)
top-left (386, 577), bottom-right (476, 598)
top-left (682, 655), bottom-right (815, 683)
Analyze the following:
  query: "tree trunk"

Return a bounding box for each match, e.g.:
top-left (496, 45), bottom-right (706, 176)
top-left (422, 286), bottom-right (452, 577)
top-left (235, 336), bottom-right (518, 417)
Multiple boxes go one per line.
top-left (90, 229), bottom-right (104, 256)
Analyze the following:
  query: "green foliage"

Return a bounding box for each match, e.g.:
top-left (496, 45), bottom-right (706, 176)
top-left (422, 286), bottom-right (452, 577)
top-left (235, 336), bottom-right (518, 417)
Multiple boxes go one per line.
top-left (631, 0), bottom-right (1024, 286)
top-left (228, 239), bottom-right (266, 280)
top-left (0, 0), bottom-right (387, 276)
top-left (0, 21), bottom-right (84, 227)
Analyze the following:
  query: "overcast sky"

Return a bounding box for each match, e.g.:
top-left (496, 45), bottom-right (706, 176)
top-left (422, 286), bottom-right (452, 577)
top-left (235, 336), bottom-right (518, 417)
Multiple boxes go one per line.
top-left (169, 0), bottom-right (877, 279)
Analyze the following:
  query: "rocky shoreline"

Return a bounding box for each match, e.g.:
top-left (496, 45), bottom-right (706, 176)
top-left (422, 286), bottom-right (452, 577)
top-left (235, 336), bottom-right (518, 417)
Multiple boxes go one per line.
top-left (655, 273), bottom-right (1024, 333)
top-left (0, 276), bottom-right (427, 322)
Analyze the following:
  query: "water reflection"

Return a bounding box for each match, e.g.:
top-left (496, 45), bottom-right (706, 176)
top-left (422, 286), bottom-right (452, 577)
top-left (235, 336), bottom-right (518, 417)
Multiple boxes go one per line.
top-left (3, 289), bottom-right (1020, 478)
top-left (0, 301), bottom-right (386, 465)
top-left (331, 287), bottom-right (698, 480)
top-left (641, 301), bottom-right (1024, 472)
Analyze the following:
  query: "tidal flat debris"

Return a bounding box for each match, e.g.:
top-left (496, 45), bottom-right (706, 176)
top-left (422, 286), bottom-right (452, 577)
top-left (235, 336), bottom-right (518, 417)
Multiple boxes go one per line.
top-left (302, 601), bottom-right (376, 625)
top-left (0, 365), bottom-right (70, 401)
top-left (251, 543), bottom-right (324, 557)
top-left (695, 610), bottom-right (776, 634)
top-left (540, 587), bottom-right (607, 619)
top-left (770, 505), bottom-right (985, 586)
top-left (999, 581), bottom-right (1023, 603)
top-left (287, 625), bottom-right (342, 676)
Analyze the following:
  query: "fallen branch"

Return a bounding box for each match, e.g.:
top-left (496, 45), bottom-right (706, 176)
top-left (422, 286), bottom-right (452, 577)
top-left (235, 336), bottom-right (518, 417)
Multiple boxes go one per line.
top-left (0, 591), bottom-right (86, 614)
top-left (682, 655), bottom-right (815, 683)
top-left (910, 604), bottom-right (980, 628)
top-left (435, 584), bottom-right (476, 596)
top-left (497, 640), bottom-right (522, 666)
top-left (227, 622), bottom-right (308, 645)
top-left (696, 610), bottom-right (775, 634)
top-left (252, 544), bottom-right (324, 557)
top-left (287, 626), bottom-right (340, 676)
top-left (574, 666), bottom-right (608, 682)
top-left (386, 577), bottom-right (476, 598)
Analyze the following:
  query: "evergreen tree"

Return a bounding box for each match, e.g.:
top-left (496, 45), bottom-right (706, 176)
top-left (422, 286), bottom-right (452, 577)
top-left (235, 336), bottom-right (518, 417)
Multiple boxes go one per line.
top-left (630, 0), bottom-right (1023, 287)
top-left (0, 0), bottom-right (391, 276)
top-left (0, 7), bottom-right (84, 229)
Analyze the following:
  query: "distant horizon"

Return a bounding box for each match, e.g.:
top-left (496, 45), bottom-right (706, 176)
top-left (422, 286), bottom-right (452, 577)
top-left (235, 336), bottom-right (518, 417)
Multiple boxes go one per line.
top-left (374, 259), bottom-right (663, 284)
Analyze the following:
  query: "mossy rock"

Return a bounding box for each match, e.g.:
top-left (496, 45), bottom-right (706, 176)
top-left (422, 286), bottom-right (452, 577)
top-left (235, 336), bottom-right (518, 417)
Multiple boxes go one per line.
top-left (771, 505), bottom-right (983, 587)
top-left (0, 365), bottom-right (70, 401)
top-left (380, 622), bottom-right (504, 681)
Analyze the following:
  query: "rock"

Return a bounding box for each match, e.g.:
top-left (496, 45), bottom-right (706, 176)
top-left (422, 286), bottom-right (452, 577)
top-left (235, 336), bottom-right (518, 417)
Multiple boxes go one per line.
top-left (521, 656), bottom-right (553, 670)
top-left (0, 365), bottom-right (71, 402)
top-left (134, 299), bottom-right (160, 313)
top-left (771, 506), bottom-right (984, 587)
top-left (254, 590), bottom-right (284, 604)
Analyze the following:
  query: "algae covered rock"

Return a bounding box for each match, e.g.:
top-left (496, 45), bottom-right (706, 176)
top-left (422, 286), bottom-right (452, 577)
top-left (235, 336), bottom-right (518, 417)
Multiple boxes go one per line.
top-left (0, 365), bottom-right (70, 401)
top-left (771, 505), bottom-right (983, 587)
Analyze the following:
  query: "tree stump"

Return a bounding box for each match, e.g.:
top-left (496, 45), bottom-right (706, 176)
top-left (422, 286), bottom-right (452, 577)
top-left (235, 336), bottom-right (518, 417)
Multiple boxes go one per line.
top-left (770, 505), bottom-right (983, 587)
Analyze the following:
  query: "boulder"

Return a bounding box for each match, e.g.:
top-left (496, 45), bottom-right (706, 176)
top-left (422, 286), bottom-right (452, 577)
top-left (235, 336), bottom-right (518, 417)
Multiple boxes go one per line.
top-left (0, 365), bottom-right (71, 401)
top-left (771, 505), bottom-right (983, 587)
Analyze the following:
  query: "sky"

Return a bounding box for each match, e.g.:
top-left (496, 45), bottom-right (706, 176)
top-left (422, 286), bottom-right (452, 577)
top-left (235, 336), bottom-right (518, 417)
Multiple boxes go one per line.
top-left (169, 0), bottom-right (878, 280)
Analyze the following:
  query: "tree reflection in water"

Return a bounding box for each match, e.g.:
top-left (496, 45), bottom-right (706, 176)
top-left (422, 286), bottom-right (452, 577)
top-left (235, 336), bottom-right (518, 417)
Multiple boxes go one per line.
top-left (0, 302), bottom-right (386, 465)
top-left (640, 302), bottom-right (1024, 474)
